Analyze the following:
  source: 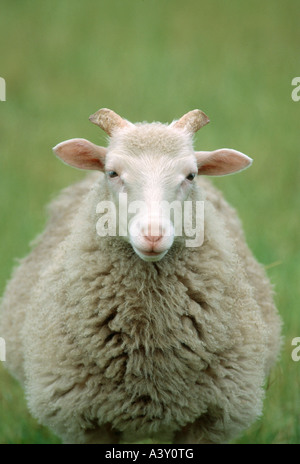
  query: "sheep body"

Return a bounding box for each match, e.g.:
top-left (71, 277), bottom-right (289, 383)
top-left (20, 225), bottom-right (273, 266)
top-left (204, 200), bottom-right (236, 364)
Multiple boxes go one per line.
top-left (0, 114), bottom-right (282, 444)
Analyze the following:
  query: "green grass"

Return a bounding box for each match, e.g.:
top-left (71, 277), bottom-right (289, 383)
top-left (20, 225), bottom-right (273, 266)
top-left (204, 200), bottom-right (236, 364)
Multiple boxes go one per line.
top-left (0, 0), bottom-right (299, 444)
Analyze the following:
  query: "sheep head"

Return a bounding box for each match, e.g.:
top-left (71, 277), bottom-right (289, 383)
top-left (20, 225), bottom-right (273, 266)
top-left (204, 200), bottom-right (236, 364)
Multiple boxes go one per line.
top-left (53, 109), bottom-right (252, 262)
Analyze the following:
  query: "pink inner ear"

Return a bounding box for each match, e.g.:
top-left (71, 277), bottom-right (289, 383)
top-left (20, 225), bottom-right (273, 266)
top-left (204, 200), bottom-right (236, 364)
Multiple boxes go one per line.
top-left (196, 149), bottom-right (252, 176)
top-left (53, 138), bottom-right (107, 171)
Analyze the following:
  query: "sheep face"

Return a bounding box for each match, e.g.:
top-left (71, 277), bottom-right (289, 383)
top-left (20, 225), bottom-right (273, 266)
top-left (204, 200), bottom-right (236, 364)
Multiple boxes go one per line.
top-left (105, 124), bottom-right (198, 261)
top-left (53, 108), bottom-right (252, 262)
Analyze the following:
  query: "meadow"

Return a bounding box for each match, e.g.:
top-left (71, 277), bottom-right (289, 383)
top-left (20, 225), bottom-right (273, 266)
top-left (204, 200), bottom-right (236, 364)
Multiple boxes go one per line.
top-left (0, 0), bottom-right (299, 444)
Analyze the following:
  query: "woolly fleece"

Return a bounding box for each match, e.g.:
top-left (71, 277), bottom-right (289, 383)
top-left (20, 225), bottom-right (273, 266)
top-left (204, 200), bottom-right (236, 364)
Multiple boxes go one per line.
top-left (0, 136), bottom-right (282, 445)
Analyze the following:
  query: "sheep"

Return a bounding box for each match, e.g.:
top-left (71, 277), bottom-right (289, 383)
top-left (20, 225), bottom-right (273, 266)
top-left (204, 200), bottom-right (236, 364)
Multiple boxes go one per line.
top-left (0, 108), bottom-right (282, 444)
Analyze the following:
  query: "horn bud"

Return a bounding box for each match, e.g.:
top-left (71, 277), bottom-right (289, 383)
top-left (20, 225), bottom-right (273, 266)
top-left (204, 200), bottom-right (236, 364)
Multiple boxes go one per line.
top-left (89, 108), bottom-right (129, 136)
top-left (173, 109), bottom-right (210, 133)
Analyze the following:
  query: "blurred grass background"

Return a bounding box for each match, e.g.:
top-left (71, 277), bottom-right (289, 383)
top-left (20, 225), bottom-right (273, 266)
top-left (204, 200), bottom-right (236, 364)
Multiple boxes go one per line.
top-left (0, 0), bottom-right (299, 444)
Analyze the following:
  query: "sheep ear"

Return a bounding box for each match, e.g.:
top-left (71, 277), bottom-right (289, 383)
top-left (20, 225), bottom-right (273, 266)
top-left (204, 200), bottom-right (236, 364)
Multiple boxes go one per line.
top-left (195, 149), bottom-right (252, 176)
top-left (53, 138), bottom-right (107, 171)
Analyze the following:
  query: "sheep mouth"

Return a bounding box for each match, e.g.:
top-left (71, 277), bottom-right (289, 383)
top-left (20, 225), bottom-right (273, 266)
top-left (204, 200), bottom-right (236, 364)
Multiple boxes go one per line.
top-left (139, 250), bottom-right (161, 256)
top-left (133, 246), bottom-right (169, 262)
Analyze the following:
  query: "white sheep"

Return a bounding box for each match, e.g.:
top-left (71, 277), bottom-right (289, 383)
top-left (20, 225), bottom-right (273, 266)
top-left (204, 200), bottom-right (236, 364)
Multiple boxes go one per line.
top-left (0, 108), bottom-right (282, 444)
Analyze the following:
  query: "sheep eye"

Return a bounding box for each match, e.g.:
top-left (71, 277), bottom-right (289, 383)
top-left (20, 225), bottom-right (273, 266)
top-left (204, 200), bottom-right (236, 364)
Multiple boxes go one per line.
top-left (107, 171), bottom-right (119, 178)
top-left (186, 173), bottom-right (196, 181)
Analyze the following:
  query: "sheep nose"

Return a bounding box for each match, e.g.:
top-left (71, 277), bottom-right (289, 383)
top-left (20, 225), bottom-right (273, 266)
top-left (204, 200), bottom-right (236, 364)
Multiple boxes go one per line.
top-left (141, 223), bottom-right (164, 241)
top-left (144, 234), bottom-right (163, 244)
